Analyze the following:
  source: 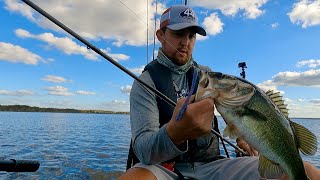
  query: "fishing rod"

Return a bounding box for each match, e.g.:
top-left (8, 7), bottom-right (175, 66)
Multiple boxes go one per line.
top-left (0, 159), bottom-right (40, 172)
top-left (21, 0), bottom-right (247, 155)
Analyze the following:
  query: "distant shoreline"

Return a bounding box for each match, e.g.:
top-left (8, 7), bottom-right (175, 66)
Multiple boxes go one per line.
top-left (291, 117), bottom-right (320, 120)
top-left (0, 105), bottom-right (129, 115)
top-left (0, 105), bottom-right (318, 119)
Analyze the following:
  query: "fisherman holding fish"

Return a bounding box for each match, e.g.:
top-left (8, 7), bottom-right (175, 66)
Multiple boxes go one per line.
top-left (119, 5), bottom-right (320, 180)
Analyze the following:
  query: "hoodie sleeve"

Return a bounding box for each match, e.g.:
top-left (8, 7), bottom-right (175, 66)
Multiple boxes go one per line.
top-left (130, 71), bottom-right (188, 164)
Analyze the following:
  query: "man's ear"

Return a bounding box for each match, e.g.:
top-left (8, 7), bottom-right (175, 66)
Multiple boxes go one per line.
top-left (156, 29), bottom-right (165, 43)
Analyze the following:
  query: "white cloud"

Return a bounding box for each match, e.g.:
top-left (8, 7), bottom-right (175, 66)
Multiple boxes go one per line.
top-left (44, 86), bottom-right (74, 96)
top-left (288, 0), bottom-right (320, 28)
top-left (257, 80), bottom-right (281, 92)
top-left (112, 100), bottom-right (127, 104)
top-left (45, 86), bottom-right (68, 92)
top-left (6, 0), bottom-right (166, 47)
top-left (129, 65), bottom-right (145, 74)
top-left (110, 53), bottom-right (130, 61)
top-left (15, 29), bottom-right (131, 62)
top-left (267, 97), bottom-right (320, 118)
top-left (309, 99), bottom-right (320, 104)
top-left (100, 100), bottom-right (129, 112)
top-left (48, 91), bottom-right (74, 96)
top-left (15, 29), bottom-right (98, 60)
top-left (76, 90), bottom-right (96, 95)
top-left (41, 75), bottom-right (69, 83)
top-left (5, 0), bottom-right (271, 47)
top-left (256, 67), bottom-right (320, 118)
top-left (284, 97), bottom-right (294, 103)
top-left (288, 100), bottom-right (320, 118)
top-left (15, 28), bottom-right (32, 37)
top-left (0, 89), bottom-right (34, 96)
top-left (272, 69), bottom-right (320, 86)
top-left (0, 42), bottom-right (42, 65)
top-left (296, 59), bottom-right (320, 69)
top-left (41, 100), bottom-right (74, 109)
top-left (271, 22), bottom-right (279, 29)
top-left (47, 58), bottom-right (55, 62)
top-left (120, 85), bottom-right (132, 94)
top-left (191, 0), bottom-right (268, 19)
top-left (202, 13), bottom-right (224, 36)
top-left (4, 0), bottom-right (35, 21)
top-left (101, 48), bottom-right (130, 62)
top-left (257, 69), bottom-right (320, 89)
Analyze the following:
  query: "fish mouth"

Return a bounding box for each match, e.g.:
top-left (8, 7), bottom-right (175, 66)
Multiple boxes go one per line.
top-left (196, 89), bottom-right (219, 101)
top-left (195, 72), bottom-right (219, 101)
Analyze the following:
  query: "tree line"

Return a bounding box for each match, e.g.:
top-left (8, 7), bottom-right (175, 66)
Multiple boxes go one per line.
top-left (0, 105), bottom-right (129, 114)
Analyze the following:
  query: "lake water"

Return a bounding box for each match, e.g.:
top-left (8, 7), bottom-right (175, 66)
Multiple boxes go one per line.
top-left (0, 112), bottom-right (319, 179)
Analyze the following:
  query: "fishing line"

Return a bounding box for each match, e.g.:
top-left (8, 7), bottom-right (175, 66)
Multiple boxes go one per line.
top-left (152, 0), bottom-right (158, 61)
top-left (21, 0), bottom-right (247, 156)
top-left (118, 0), bottom-right (186, 58)
top-left (147, 0), bottom-right (149, 64)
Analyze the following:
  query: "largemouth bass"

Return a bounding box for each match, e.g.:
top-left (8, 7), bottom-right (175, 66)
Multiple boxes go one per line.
top-left (195, 71), bottom-right (317, 180)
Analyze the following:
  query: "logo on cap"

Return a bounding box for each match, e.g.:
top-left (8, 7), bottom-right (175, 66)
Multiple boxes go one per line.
top-left (179, 8), bottom-right (195, 21)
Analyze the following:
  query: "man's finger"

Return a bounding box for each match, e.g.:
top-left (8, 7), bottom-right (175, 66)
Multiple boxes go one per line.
top-left (188, 95), bottom-right (195, 104)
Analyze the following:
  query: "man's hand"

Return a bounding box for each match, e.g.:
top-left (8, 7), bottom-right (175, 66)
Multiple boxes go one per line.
top-left (166, 95), bottom-right (215, 146)
top-left (236, 138), bottom-right (258, 156)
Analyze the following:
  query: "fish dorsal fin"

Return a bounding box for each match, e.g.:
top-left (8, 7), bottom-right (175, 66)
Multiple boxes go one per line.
top-left (265, 90), bottom-right (289, 118)
top-left (290, 121), bottom-right (318, 155)
top-left (223, 124), bottom-right (239, 139)
top-left (258, 155), bottom-right (285, 179)
top-left (265, 90), bottom-right (274, 96)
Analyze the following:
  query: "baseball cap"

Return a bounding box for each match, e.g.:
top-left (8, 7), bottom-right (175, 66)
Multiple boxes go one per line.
top-left (160, 5), bottom-right (206, 36)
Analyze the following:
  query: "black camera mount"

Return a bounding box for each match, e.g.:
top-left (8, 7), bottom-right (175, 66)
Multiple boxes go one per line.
top-left (238, 62), bottom-right (247, 79)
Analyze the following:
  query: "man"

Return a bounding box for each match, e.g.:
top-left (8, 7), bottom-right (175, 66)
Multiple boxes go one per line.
top-left (119, 5), bottom-right (320, 180)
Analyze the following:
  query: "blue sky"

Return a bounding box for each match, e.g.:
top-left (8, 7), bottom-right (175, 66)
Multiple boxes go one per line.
top-left (1, 0), bottom-right (320, 118)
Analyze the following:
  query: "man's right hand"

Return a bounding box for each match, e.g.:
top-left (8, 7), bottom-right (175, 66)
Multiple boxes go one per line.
top-left (166, 95), bottom-right (215, 146)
